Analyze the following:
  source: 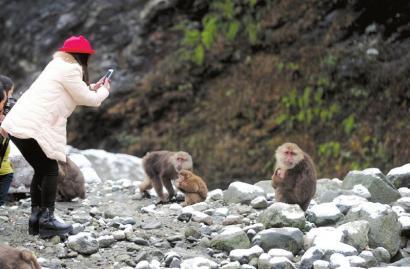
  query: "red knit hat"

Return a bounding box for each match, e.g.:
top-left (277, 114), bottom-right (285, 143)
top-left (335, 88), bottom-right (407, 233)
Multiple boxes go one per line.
top-left (58, 35), bottom-right (95, 54)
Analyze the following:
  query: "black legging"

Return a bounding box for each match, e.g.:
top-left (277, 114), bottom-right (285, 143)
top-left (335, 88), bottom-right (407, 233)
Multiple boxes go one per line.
top-left (10, 136), bottom-right (58, 208)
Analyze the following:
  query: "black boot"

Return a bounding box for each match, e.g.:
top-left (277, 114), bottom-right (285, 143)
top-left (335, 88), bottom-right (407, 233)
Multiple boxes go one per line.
top-left (39, 207), bottom-right (72, 238)
top-left (28, 206), bottom-right (42, 235)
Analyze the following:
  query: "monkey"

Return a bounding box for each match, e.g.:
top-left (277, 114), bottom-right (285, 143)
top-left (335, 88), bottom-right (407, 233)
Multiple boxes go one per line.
top-left (0, 245), bottom-right (41, 269)
top-left (56, 156), bottom-right (86, 202)
top-left (271, 142), bottom-right (317, 211)
top-left (175, 169), bottom-right (208, 206)
top-left (139, 151), bottom-right (193, 203)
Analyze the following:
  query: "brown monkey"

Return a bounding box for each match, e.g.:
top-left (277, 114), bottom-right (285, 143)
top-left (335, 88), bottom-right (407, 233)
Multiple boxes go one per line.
top-left (176, 170), bottom-right (208, 206)
top-left (0, 245), bottom-right (41, 269)
top-left (56, 156), bottom-right (86, 201)
top-left (271, 142), bottom-right (316, 211)
top-left (139, 151), bottom-right (193, 203)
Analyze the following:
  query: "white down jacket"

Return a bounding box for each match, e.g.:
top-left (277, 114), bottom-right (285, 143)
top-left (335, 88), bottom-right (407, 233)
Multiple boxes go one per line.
top-left (1, 52), bottom-right (109, 162)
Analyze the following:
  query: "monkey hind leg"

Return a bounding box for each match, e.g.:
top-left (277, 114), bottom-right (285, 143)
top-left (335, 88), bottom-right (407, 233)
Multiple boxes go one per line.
top-left (139, 178), bottom-right (153, 198)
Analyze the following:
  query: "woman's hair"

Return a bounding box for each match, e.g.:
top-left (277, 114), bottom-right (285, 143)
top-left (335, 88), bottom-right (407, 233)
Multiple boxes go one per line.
top-left (0, 83), bottom-right (6, 103)
top-left (69, 53), bottom-right (90, 85)
top-left (0, 75), bottom-right (14, 94)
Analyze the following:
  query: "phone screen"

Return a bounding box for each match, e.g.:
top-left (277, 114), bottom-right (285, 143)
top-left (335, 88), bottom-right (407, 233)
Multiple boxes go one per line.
top-left (104, 69), bottom-right (114, 81)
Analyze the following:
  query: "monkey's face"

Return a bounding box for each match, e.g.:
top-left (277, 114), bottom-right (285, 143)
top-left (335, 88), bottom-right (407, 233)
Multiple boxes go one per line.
top-left (276, 143), bottom-right (304, 169)
top-left (174, 152), bottom-right (193, 171)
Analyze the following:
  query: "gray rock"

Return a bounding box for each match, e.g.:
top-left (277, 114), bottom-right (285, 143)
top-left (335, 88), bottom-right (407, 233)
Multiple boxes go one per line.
top-left (270, 257), bottom-right (296, 269)
top-left (390, 257), bottom-right (410, 267)
top-left (337, 220), bottom-right (370, 251)
top-left (97, 235), bottom-right (115, 248)
top-left (223, 215), bottom-right (243, 226)
top-left (306, 203), bottom-right (343, 226)
top-left (351, 184), bottom-right (372, 199)
top-left (359, 250), bottom-right (378, 267)
top-left (343, 202), bottom-right (401, 256)
top-left (387, 163), bottom-right (410, 189)
top-left (81, 149), bottom-right (144, 182)
top-left (371, 247), bottom-right (391, 263)
top-left (332, 195), bottom-right (368, 214)
top-left (315, 241), bottom-right (358, 259)
top-left (314, 178), bottom-right (343, 202)
top-left (347, 255), bottom-right (367, 267)
top-left (312, 260), bottom-right (329, 269)
top-left (342, 168), bottom-right (401, 204)
top-left (67, 232), bottom-right (99, 255)
top-left (399, 215), bottom-right (410, 236)
top-left (211, 226), bottom-right (250, 251)
top-left (180, 257), bottom-right (218, 269)
top-left (254, 180), bottom-right (275, 194)
top-left (395, 197), bottom-right (410, 212)
top-left (207, 189), bottom-right (224, 201)
top-left (300, 247), bottom-right (325, 269)
top-left (267, 249), bottom-right (294, 260)
top-left (329, 253), bottom-right (350, 268)
top-left (258, 203), bottom-right (305, 229)
top-left (399, 187), bottom-right (410, 197)
top-left (250, 196), bottom-right (268, 209)
top-left (141, 220), bottom-right (162, 229)
top-left (223, 182), bottom-right (265, 204)
top-left (229, 245), bottom-right (264, 263)
top-left (253, 228), bottom-right (304, 254)
top-left (304, 227), bottom-right (343, 250)
top-left (221, 261), bottom-right (241, 269)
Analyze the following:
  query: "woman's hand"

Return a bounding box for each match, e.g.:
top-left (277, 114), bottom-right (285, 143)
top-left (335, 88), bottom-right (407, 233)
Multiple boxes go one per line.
top-left (91, 77), bottom-right (110, 91)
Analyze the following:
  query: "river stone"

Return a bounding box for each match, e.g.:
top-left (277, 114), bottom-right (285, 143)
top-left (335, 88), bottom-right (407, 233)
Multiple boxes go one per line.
top-left (387, 163), bottom-right (410, 189)
top-left (223, 181), bottom-right (265, 204)
top-left (210, 226), bottom-right (250, 251)
top-left (67, 232), bottom-right (99, 255)
top-left (258, 202), bottom-right (305, 229)
top-left (336, 220), bottom-right (370, 251)
top-left (253, 227), bottom-right (303, 254)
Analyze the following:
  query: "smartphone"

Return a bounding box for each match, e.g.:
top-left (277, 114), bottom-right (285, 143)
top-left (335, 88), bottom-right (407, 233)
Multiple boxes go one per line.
top-left (103, 69), bottom-right (114, 82)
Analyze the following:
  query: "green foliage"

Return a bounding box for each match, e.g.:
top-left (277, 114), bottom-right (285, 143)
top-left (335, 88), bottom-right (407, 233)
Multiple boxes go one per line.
top-left (318, 141), bottom-right (341, 158)
top-left (276, 85), bottom-right (340, 127)
top-left (177, 0), bottom-right (266, 65)
top-left (342, 114), bottom-right (355, 134)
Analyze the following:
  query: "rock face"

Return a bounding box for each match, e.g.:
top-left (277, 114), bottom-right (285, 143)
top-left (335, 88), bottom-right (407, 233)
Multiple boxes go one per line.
top-left (342, 168), bottom-right (401, 204)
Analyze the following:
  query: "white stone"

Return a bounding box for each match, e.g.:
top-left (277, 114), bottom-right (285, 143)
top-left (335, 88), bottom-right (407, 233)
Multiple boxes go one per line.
top-left (229, 245), bottom-right (264, 262)
top-left (304, 227), bottom-right (343, 249)
top-left (267, 249), bottom-right (294, 260)
top-left (352, 184), bottom-right (372, 199)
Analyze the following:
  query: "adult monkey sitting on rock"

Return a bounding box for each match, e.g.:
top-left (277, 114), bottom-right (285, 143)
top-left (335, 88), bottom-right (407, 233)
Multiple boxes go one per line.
top-left (271, 142), bottom-right (317, 211)
top-left (139, 151), bottom-right (193, 203)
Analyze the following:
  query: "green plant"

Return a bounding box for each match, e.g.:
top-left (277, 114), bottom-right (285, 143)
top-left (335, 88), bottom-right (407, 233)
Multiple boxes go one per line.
top-left (177, 0), bottom-right (266, 65)
top-left (318, 141), bottom-right (341, 158)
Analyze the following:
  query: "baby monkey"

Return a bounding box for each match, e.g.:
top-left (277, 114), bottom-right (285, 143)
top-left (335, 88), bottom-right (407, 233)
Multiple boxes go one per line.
top-left (176, 170), bottom-right (208, 206)
top-left (272, 142), bottom-right (317, 211)
top-left (0, 245), bottom-right (41, 269)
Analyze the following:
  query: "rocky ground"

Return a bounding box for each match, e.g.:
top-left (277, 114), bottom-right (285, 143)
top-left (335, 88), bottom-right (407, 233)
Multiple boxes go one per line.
top-left (0, 147), bottom-right (410, 269)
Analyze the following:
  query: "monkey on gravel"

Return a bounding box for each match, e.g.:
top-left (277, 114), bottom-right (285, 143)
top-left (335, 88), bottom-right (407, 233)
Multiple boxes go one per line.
top-left (139, 151), bottom-right (193, 203)
top-left (272, 142), bottom-right (317, 211)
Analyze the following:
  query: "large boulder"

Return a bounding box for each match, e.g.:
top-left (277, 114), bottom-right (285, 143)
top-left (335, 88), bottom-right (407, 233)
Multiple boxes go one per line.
top-left (343, 202), bottom-right (401, 256)
top-left (342, 168), bottom-right (400, 204)
top-left (223, 181), bottom-right (265, 204)
top-left (210, 226), bottom-right (251, 251)
top-left (387, 163), bottom-right (410, 189)
top-left (79, 149), bottom-right (144, 182)
top-left (258, 203), bottom-right (305, 229)
top-left (253, 228), bottom-right (304, 254)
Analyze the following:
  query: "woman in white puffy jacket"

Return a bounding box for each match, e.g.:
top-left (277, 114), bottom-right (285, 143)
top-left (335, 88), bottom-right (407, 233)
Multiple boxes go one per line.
top-left (0, 35), bottom-right (110, 238)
